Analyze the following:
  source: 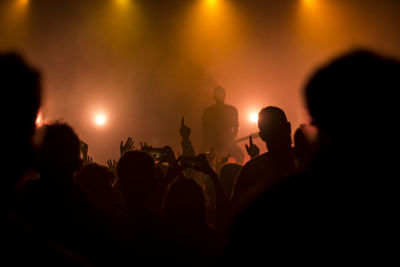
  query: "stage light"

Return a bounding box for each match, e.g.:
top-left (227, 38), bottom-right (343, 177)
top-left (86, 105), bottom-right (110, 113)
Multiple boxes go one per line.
top-left (116, 0), bottom-right (130, 8)
top-left (94, 114), bottom-right (107, 126)
top-left (204, 0), bottom-right (220, 12)
top-left (302, 0), bottom-right (315, 6)
top-left (35, 111), bottom-right (44, 128)
top-left (300, 0), bottom-right (318, 11)
top-left (250, 113), bottom-right (258, 124)
top-left (17, 0), bottom-right (29, 8)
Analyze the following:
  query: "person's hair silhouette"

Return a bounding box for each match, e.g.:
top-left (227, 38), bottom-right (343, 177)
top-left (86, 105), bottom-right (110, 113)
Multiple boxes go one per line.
top-left (117, 150), bottom-right (156, 210)
top-left (1, 52), bottom-right (41, 212)
top-left (305, 50), bottom-right (400, 154)
top-left (38, 123), bottom-right (82, 177)
top-left (293, 125), bottom-right (315, 173)
top-left (164, 178), bottom-right (206, 224)
top-left (75, 163), bottom-right (123, 216)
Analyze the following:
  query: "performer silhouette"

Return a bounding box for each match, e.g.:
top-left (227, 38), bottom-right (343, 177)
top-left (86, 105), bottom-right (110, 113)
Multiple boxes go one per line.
top-left (201, 86), bottom-right (244, 164)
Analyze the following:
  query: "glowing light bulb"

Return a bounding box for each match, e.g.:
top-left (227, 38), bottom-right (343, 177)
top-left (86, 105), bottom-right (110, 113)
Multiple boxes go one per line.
top-left (94, 114), bottom-right (107, 126)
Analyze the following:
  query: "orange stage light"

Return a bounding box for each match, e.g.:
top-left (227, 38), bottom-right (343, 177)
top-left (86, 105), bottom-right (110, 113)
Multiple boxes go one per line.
top-left (94, 114), bottom-right (107, 126)
top-left (249, 113), bottom-right (259, 124)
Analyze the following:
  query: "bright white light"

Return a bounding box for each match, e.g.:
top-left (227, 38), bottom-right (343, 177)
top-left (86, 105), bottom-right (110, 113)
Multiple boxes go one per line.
top-left (94, 114), bottom-right (107, 126)
top-left (250, 113), bottom-right (258, 123)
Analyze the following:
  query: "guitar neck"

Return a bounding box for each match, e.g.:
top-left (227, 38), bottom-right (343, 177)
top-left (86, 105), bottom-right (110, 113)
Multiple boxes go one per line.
top-left (235, 133), bottom-right (259, 143)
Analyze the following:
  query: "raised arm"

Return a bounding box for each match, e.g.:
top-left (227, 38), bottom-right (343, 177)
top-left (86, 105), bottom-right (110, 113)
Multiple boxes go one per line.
top-left (196, 154), bottom-right (231, 232)
top-left (245, 135), bottom-right (260, 159)
top-left (180, 117), bottom-right (195, 157)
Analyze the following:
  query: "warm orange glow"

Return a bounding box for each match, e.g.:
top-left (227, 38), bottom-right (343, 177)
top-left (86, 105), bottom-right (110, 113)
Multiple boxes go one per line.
top-left (17, 0), bottom-right (29, 7)
top-left (205, 0), bottom-right (218, 10)
top-left (181, 0), bottom-right (244, 63)
top-left (10, 0), bottom-right (29, 18)
top-left (91, 0), bottom-right (142, 54)
top-left (113, 0), bottom-right (135, 14)
top-left (296, 0), bottom-right (341, 46)
top-left (303, 0), bottom-right (314, 6)
top-left (94, 114), bottom-right (107, 126)
top-left (115, 0), bottom-right (131, 8)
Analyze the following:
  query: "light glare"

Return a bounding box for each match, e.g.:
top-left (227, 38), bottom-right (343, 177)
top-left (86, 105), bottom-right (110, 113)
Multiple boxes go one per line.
top-left (250, 113), bottom-right (258, 124)
top-left (95, 114), bottom-right (107, 126)
top-left (35, 112), bottom-right (44, 128)
top-left (303, 0), bottom-right (314, 6)
top-left (116, 0), bottom-right (130, 7)
top-left (17, 0), bottom-right (29, 7)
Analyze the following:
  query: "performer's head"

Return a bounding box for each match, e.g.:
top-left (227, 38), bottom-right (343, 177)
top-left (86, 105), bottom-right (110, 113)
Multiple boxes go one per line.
top-left (213, 86), bottom-right (226, 103)
top-left (258, 106), bottom-right (292, 152)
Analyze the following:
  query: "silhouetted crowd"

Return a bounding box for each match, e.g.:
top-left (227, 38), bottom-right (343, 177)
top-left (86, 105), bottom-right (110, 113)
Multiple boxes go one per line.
top-left (2, 49), bottom-right (399, 266)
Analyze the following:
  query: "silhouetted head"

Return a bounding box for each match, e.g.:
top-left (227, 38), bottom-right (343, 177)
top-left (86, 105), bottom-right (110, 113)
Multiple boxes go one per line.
top-left (75, 163), bottom-right (115, 210)
top-left (294, 126), bottom-right (309, 159)
top-left (38, 123), bottom-right (81, 178)
top-left (117, 150), bottom-right (156, 207)
top-left (213, 86), bottom-right (226, 103)
top-left (304, 49), bottom-right (400, 147)
top-left (219, 163), bottom-right (242, 198)
top-left (258, 106), bottom-right (292, 151)
top-left (1, 52), bottom-right (41, 176)
top-left (76, 163), bottom-right (114, 195)
top-left (293, 125), bottom-right (316, 172)
top-left (163, 178), bottom-right (206, 225)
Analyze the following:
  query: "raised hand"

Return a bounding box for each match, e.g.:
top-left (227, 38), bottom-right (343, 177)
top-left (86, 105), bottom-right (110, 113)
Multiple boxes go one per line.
top-left (205, 148), bottom-right (215, 165)
top-left (179, 117), bottom-right (191, 141)
top-left (80, 141), bottom-right (91, 164)
top-left (163, 146), bottom-right (178, 167)
top-left (120, 137), bottom-right (134, 157)
top-left (219, 153), bottom-right (231, 165)
top-left (80, 141), bottom-right (88, 159)
top-left (196, 154), bottom-right (216, 176)
top-left (107, 158), bottom-right (117, 172)
top-left (163, 146), bottom-right (182, 184)
top-left (245, 135), bottom-right (260, 159)
top-left (140, 141), bottom-right (152, 152)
